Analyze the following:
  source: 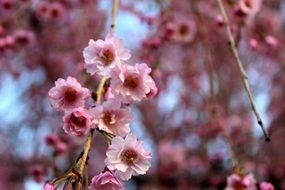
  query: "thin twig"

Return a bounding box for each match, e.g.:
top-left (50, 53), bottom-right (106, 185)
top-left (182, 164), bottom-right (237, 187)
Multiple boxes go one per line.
top-left (196, 8), bottom-right (241, 170)
top-left (215, 0), bottom-right (271, 142)
top-left (75, 77), bottom-right (108, 190)
top-left (111, 0), bottom-right (119, 33)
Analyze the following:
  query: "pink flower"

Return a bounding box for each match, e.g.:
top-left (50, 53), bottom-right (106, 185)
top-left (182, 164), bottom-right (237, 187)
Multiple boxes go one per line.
top-left (63, 107), bottom-right (93, 136)
top-left (226, 173), bottom-right (256, 190)
top-left (48, 77), bottom-right (90, 111)
top-left (45, 133), bottom-right (59, 146)
top-left (105, 133), bottom-right (151, 181)
top-left (249, 38), bottom-right (259, 49)
top-left (260, 182), bottom-right (274, 190)
top-left (83, 33), bottom-right (131, 76)
top-left (29, 165), bottom-right (45, 182)
top-left (49, 2), bottom-right (64, 19)
top-left (238, 0), bottom-right (261, 15)
top-left (91, 99), bottom-right (132, 137)
top-left (43, 183), bottom-right (54, 190)
top-left (89, 170), bottom-right (123, 190)
top-left (166, 18), bottom-right (196, 43)
top-left (110, 63), bottom-right (157, 102)
top-left (13, 29), bottom-right (33, 46)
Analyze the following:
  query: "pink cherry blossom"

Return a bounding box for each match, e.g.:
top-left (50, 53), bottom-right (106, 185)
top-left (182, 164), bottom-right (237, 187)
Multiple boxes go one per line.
top-left (91, 99), bottom-right (132, 137)
top-left (63, 107), bottom-right (93, 136)
top-left (29, 164), bottom-right (45, 183)
top-left (166, 18), bottom-right (197, 43)
top-left (83, 33), bottom-right (131, 76)
top-left (260, 182), bottom-right (274, 190)
top-left (238, 0), bottom-right (261, 15)
top-left (89, 170), bottom-right (123, 190)
top-left (105, 133), bottom-right (151, 181)
top-left (43, 183), bottom-right (54, 190)
top-left (45, 133), bottom-right (59, 146)
top-left (110, 63), bottom-right (157, 102)
top-left (226, 173), bottom-right (256, 190)
top-left (48, 76), bottom-right (90, 111)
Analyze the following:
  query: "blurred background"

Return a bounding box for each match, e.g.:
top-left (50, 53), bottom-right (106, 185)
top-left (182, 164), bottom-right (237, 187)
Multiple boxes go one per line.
top-left (0, 0), bottom-right (285, 189)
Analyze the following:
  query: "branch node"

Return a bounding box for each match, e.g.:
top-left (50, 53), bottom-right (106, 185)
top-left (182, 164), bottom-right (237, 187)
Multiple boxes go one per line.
top-left (265, 135), bottom-right (271, 142)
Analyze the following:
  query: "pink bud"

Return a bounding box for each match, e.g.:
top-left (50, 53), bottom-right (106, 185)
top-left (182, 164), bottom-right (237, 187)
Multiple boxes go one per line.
top-left (215, 15), bottom-right (224, 27)
top-left (45, 133), bottom-right (59, 146)
top-left (89, 171), bottom-right (123, 190)
top-left (249, 38), bottom-right (259, 49)
top-left (43, 183), bottom-right (55, 190)
top-left (265, 35), bottom-right (278, 48)
top-left (55, 141), bottom-right (68, 155)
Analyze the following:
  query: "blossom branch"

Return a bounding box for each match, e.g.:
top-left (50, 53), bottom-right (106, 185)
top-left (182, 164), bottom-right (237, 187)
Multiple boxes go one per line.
top-left (215, 0), bottom-right (271, 141)
top-left (74, 1), bottom-right (120, 188)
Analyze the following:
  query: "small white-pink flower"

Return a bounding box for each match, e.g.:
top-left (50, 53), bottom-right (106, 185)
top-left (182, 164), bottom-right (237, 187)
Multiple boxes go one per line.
top-left (91, 98), bottom-right (132, 137)
top-left (83, 33), bottom-right (131, 77)
top-left (105, 133), bottom-right (151, 181)
top-left (110, 63), bottom-right (157, 102)
top-left (48, 76), bottom-right (90, 111)
top-left (63, 107), bottom-right (93, 136)
top-left (89, 170), bottom-right (123, 190)
top-left (239, 0), bottom-right (261, 15)
top-left (226, 173), bottom-right (256, 190)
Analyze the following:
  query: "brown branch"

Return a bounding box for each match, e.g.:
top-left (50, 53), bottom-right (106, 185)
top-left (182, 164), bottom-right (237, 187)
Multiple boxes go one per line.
top-left (215, 0), bottom-right (271, 142)
top-left (75, 1), bottom-right (120, 189)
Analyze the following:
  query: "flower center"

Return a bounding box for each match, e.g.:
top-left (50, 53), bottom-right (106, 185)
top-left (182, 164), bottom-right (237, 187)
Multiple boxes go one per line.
top-left (103, 112), bottom-right (116, 126)
top-left (64, 87), bottom-right (77, 102)
top-left (70, 113), bottom-right (86, 127)
top-left (121, 149), bottom-right (138, 165)
top-left (123, 76), bottom-right (139, 89)
top-left (101, 48), bottom-right (115, 66)
top-left (244, 0), bottom-right (252, 8)
top-left (232, 180), bottom-right (247, 190)
top-left (179, 24), bottom-right (189, 35)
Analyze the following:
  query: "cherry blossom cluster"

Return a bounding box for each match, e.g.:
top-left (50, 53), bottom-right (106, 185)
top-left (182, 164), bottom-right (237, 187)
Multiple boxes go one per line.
top-left (46, 33), bottom-right (157, 189)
